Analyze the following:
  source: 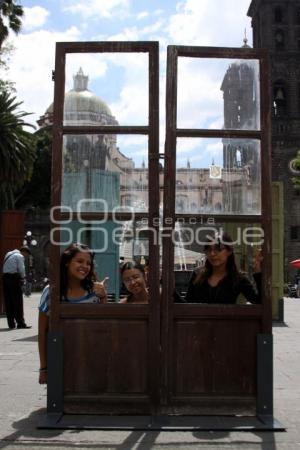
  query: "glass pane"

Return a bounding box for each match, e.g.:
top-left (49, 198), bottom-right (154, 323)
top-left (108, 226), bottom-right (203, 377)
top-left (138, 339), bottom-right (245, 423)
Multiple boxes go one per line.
top-left (177, 58), bottom-right (260, 130)
top-left (62, 53), bottom-right (148, 126)
top-left (176, 138), bottom-right (261, 215)
top-left (51, 220), bottom-right (151, 303)
top-left (172, 222), bottom-right (263, 304)
top-left (61, 134), bottom-right (149, 212)
top-left (116, 220), bottom-right (150, 303)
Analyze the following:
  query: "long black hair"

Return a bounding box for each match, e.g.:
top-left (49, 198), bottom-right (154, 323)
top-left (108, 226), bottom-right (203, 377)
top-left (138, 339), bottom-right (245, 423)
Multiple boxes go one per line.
top-left (60, 243), bottom-right (96, 298)
top-left (193, 232), bottom-right (240, 286)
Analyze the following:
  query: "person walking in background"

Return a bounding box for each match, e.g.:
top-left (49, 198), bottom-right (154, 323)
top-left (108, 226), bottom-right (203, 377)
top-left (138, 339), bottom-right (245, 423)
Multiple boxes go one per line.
top-left (24, 270), bottom-right (34, 297)
top-left (2, 246), bottom-right (32, 329)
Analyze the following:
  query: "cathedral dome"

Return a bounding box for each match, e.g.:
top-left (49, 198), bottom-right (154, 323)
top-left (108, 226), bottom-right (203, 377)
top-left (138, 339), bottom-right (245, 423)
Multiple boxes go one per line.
top-left (46, 68), bottom-right (112, 116)
top-left (38, 68), bottom-right (118, 127)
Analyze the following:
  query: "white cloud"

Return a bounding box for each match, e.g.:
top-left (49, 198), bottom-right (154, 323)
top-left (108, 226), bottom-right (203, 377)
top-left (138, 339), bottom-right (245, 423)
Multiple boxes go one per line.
top-left (108, 53), bottom-right (149, 125)
top-left (62, 0), bottom-right (129, 19)
top-left (65, 54), bottom-right (107, 91)
top-left (22, 6), bottom-right (50, 30)
top-left (111, 83), bottom-right (148, 125)
top-left (7, 26), bottom-right (81, 126)
top-left (177, 138), bottom-right (202, 155)
top-left (136, 11), bottom-right (149, 20)
top-left (167, 0), bottom-right (252, 47)
top-left (177, 138), bottom-right (223, 168)
top-left (176, 58), bottom-right (226, 129)
top-left (141, 20), bottom-right (163, 35)
top-left (6, 0), bottom-right (255, 140)
top-left (107, 27), bottom-right (139, 41)
top-left (117, 135), bottom-right (148, 165)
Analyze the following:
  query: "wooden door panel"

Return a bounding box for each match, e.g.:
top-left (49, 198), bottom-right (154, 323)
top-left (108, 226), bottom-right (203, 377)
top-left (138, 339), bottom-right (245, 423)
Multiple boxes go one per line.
top-left (172, 318), bottom-right (261, 395)
top-left (63, 319), bottom-right (148, 395)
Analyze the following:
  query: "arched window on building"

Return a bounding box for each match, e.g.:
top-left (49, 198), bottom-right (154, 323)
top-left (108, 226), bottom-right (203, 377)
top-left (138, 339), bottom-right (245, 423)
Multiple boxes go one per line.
top-left (273, 82), bottom-right (287, 116)
top-left (122, 194), bottom-right (132, 206)
top-left (190, 202), bottom-right (197, 212)
top-left (296, 7), bottom-right (300, 25)
top-left (274, 29), bottom-right (285, 50)
top-left (176, 195), bottom-right (188, 212)
top-left (274, 7), bottom-right (283, 23)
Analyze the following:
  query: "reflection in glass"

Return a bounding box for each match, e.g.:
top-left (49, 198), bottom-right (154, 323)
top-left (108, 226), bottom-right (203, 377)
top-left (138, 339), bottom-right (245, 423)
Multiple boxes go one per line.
top-left (172, 222), bottom-right (263, 304)
top-left (176, 138), bottom-right (261, 215)
top-left (177, 58), bottom-right (260, 131)
top-left (61, 135), bottom-right (149, 212)
top-left (57, 220), bottom-right (150, 302)
top-left (117, 220), bottom-right (150, 264)
top-left (58, 221), bottom-right (120, 300)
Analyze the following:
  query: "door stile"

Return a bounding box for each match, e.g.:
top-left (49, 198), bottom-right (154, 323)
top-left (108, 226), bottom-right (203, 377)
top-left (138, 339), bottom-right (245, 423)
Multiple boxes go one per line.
top-left (48, 41), bottom-right (162, 414)
top-left (147, 42), bottom-right (161, 411)
top-left (161, 45), bottom-right (272, 414)
top-left (161, 46), bottom-right (178, 406)
top-left (259, 51), bottom-right (272, 334)
top-left (50, 43), bottom-right (66, 330)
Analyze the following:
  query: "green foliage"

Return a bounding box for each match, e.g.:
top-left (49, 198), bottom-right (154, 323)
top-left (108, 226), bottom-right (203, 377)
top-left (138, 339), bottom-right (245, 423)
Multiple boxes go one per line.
top-left (0, 0), bottom-right (24, 48)
top-left (16, 128), bottom-right (52, 209)
top-left (0, 90), bottom-right (36, 209)
top-left (291, 150), bottom-right (300, 191)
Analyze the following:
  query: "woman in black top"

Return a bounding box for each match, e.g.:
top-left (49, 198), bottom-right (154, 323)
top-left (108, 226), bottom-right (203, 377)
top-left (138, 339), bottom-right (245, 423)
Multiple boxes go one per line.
top-left (185, 232), bottom-right (262, 304)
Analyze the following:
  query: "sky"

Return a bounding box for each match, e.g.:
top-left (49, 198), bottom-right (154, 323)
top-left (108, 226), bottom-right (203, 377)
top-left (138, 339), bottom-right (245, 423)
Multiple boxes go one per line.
top-left (1, 0), bottom-right (256, 168)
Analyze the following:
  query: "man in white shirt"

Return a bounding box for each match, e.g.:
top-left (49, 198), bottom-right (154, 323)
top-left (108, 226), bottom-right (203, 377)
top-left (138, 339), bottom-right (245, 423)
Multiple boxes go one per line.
top-left (2, 246), bottom-right (32, 329)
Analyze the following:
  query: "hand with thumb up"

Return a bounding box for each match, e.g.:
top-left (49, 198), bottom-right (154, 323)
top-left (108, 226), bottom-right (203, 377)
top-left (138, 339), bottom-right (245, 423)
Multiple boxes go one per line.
top-left (93, 277), bottom-right (109, 303)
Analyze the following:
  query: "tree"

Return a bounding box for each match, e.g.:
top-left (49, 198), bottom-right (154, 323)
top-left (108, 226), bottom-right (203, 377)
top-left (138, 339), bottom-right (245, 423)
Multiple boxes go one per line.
top-left (0, 90), bottom-right (36, 209)
top-left (15, 128), bottom-right (52, 209)
top-left (291, 150), bottom-right (300, 191)
top-left (0, 0), bottom-right (24, 49)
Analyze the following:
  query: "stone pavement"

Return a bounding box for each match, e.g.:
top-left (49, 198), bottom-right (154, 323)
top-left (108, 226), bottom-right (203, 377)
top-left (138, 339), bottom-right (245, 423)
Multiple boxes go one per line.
top-left (0, 293), bottom-right (299, 450)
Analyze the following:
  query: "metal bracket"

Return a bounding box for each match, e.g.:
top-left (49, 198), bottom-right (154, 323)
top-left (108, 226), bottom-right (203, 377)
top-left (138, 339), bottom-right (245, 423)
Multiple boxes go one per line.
top-left (47, 331), bottom-right (64, 413)
top-left (257, 334), bottom-right (273, 416)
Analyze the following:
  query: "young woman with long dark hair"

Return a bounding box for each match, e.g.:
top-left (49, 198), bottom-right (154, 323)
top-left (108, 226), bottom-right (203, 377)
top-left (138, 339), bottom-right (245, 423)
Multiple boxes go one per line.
top-left (185, 232), bottom-right (262, 304)
top-left (38, 243), bottom-right (108, 384)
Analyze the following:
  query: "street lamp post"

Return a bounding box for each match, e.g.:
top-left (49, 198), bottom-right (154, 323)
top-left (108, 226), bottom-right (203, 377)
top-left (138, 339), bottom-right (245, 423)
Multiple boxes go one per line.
top-left (23, 230), bottom-right (37, 248)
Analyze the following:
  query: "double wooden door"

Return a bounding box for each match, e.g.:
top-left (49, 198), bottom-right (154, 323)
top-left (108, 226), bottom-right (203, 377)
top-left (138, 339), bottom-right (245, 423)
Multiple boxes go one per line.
top-left (48, 42), bottom-right (272, 416)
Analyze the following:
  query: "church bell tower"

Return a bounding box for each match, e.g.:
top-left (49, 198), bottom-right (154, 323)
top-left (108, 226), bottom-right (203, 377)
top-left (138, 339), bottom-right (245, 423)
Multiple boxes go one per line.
top-left (248, 0), bottom-right (300, 271)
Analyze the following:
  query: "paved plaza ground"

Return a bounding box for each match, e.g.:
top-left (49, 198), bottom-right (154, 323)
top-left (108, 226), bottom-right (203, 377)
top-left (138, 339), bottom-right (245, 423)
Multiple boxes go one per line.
top-left (0, 293), bottom-right (299, 450)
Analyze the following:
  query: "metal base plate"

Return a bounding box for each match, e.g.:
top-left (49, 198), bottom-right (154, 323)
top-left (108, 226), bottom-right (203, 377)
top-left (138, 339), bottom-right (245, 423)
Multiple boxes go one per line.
top-left (37, 414), bottom-right (285, 431)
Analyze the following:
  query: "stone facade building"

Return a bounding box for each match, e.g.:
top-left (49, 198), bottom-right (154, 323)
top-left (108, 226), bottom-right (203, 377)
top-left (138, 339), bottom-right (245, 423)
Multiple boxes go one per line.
top-left (248, 0), bottom-right (300, 276)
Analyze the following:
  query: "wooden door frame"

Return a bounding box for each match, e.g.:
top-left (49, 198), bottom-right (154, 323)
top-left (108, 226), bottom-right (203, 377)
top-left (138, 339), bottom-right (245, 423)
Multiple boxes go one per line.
top-left (47, 41), bottom-right (161, 414)
top-left (46, 41), bottom-right (274, 418)
top-left (161, 45), bottom-right (273, 415)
